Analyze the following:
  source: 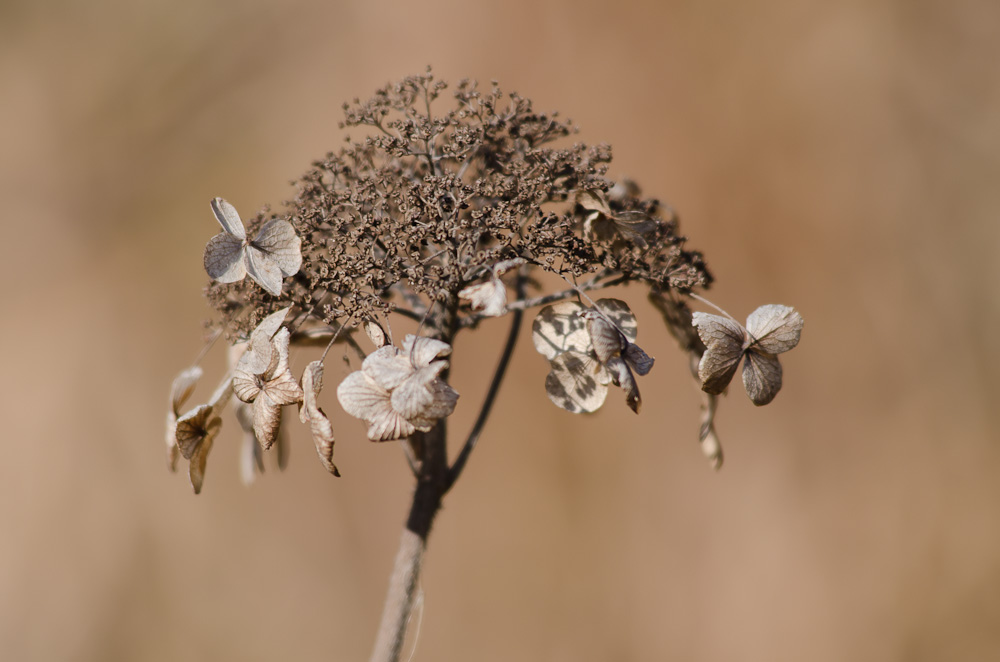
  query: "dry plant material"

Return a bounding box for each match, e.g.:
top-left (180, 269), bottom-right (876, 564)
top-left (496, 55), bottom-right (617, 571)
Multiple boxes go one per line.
top-left (166, 71), bottom-right (805, 662)
top-left (532, 298), bottom-right (652, 413)
top-left (204, 198), bottom-right (302, 297)
top-left (233, 327), bottom-right (304, 448)
top-left (337, 335), bottom-right (459, 441)
top-left (692, 304), bottom-right (804, 406)
top-left (300, 361), bottom-right (340, 476)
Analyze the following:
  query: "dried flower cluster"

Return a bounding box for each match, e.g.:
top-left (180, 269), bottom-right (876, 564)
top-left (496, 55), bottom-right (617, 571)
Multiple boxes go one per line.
top-left (165, 71), bottom-right (802, 496)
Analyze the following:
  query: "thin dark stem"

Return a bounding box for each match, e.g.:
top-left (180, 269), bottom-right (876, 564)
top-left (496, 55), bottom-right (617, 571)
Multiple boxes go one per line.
top-left (444, 285), bottom-right (523, 491)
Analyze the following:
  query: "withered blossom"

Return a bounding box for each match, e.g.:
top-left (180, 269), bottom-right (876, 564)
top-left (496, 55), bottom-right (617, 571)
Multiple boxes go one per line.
top-left (532, 298), bottom-right (652, 413)
top-left (167, 72), bottom-right (804, 658)
top-left (203, 198), bottom-right (302, 297)
top-left (166, 366), bottom-right (202, 471)
top-left (174, 375), bottom-right (233, 494)
top-left (458, 257), bottom-right (526, 317)
top-left (233, 327), bottom-right (304, 448)
top-left (692, 304), bottom-right (804, 405)
top-left (337, 335), bottom-right (458, 441)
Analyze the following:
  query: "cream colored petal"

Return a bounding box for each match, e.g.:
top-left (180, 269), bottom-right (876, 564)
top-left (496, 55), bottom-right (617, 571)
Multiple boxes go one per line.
top-left (252, 391), bottom-right (283, 450)
top-left (390, 366), bottom-right (440, 420)
top-left (623, 342), bottom-right (655, 376)
top-left (366, 409), bottom-right (416, 442)
top-left (188, 414), bottom-right (220, 495)
top-left (263, 328), bottom-right (292, 379)
top-left (337, 371), bottom-right (392, 420)
top-left (210, 197), bottom-right (246, 239)
top-left (402, 335), bottom-right (452, 368)
top-left (745, 304), bottom-right (803, 355)
top-left (544, 351), bottom-right (609, 414)
top-left (175, 404), bottom-right (214, 460)
top-left (607, 357), bottom-right (641, 414)
top-left (252, 218), bottom-right (302, 277)
top-left (593, 298), bottom-right (638, 343)
top-left (458, 279), bottom-right (506, 317)
top-left (204, 233), bottom-right (247, 283)
top-left (364, 320), bottom-right (388, 347)
top-left (407, 379), bottom-right (459, 431)
top-left (362, 346), bottom-right (412, 389)
top-left (244, 245), bottom-right (284, 296)
top-left (692, 312), bottom-right (747, 395)
top-left (742, 350), bottom-right (783, 406)
top-left (232, 367), bottom-right (261, 404)
top-left (237, 307), bottom-right (291, 375)
top-left (532, 301), bottom-right (590, 360)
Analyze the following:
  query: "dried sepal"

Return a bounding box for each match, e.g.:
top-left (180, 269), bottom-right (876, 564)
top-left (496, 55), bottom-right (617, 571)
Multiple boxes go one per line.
top-left (458, 258), bottom-right (525, 317)
top-left (203, 198), bottom-right (302, 296)
top-left (535, 299), bottom-right (652, 414)
top-left (692, 304), bottom-right (803, 406)
top-left (364, 320), bottom-right (388, 348)
top-left (238, 307), bottom-right (291, 376)
top-left (166, 366), bottom-right (203, 471)
top-left (234, 327), bottom-right (304, 448)
top-left (187, 415), bottom-right (220, 495)
top-left (337, 336), bottom-right (458, 441)
top-left (577, 189), bottom-right (658, 248)
top-left (544, 351), bottom-right (609, 413)
top-left (301, 361), bottom-right (340, 476)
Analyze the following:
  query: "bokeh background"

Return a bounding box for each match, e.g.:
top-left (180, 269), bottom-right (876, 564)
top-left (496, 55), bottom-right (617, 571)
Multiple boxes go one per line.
top-left (3, 0), bottom-right (999, 660)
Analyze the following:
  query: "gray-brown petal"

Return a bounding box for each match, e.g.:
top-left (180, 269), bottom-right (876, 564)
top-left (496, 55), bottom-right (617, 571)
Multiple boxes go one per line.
top-left (204, 232), bottom-right (247, 283)
top-left (532, 301), bottom-right (591, 360)
top-left (244, 246), bottom-right (284, 297)
top-left (575, 189), bottom-right (613, 216)
top-left (623, 343), bottom-right (655, 376)
top-left (544, 351), bottom-right (609, 414)
top-left (692, 312), bottom-right (747, 395)
top-left (252, 218), bottom-right (302, 277)
top-left (364, 320), bottom-right (388, 348)
top-left (188, 415), bottom-right (220, 495)
top-left (745, 304), bottom-right (803, 355)
top-left (175, 404), bottom-right (216, 460)
top-left (402, 335), bottom-right (452, 368)
top-left (167, 366), bottom-right (203, 471)
top-left (210, 197), bottom-right (246, 239)
top-left (742, 350), bottom-right (783, 406)
top-left (606, 356), bottom-right (641, 413)
top-left (593, 298), bottom-right (639, 343)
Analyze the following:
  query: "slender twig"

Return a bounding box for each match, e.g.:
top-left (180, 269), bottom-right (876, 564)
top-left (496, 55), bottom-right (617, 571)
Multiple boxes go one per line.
top-left (445, 276), bottom-right (524, 491)
top-left (502, 271), bottom-right (622, 313)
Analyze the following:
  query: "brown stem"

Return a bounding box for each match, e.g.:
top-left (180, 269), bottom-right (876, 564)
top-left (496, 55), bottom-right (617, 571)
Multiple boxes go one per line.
top-left (369, 421), bottom-right (449, 662)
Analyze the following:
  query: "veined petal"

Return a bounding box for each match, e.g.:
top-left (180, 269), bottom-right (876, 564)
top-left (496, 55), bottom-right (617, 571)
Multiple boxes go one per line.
top-left (252, 391), bottom-right (283, 450)
top-left (743, 350), bottom-right (783, 406)
top-left (188, 414), bottom-right (220, 495)
top-left (204, 233), bottom-right (247, 283)
top-left (593, 298), bottom-right (638, 343)
top-left (458, 279), bottom-right (506, 317)
top-left (402, 335), bottom-right (452, 368)
top-left (252, 219), bottom-right (302, 277)
top-left (175, 404), bottom-right (215, 460)
top-left (302, 362), bottom-right (339, 476)
top-left (337, 371), bottom-right (392, 420)
top-left (692, 312), bottom-right (747, 395)
top-left (210, 197), bottom-right (246, 239)
top-left (745, 304), bottom-right (803, 355)
top-left (244, 246), bottom-right (284, 296)
top-left (583, 312), bottom-right (624, 364)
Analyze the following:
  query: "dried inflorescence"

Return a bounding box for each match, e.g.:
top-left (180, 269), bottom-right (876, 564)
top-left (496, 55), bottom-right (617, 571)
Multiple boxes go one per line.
top-left (166, 71), bottom-right (802, 493)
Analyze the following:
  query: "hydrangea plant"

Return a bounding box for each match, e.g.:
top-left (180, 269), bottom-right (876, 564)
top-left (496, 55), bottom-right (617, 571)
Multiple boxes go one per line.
top-left (165, 71), bottom-right (803, 662)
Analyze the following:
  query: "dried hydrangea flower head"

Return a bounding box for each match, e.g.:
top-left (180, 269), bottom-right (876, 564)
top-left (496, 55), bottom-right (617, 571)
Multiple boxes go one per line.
top-left (165, 70), bottom-right (805, 662)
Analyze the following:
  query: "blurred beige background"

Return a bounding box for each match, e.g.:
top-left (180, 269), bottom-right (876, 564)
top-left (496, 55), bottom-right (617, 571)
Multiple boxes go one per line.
top-left (2, 0), bottom-right (999, 660)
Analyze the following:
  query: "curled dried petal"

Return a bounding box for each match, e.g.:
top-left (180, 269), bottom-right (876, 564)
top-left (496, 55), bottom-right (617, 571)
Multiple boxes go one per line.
top-left (188, 415), bottom-right (220, 495)
top-left (458, 279), bottom-right (507, 317)
top-left (301, 361), bottom-right (340, 476)
top-left (607, 357), bottom-right (640, 413)
top-left (402, 335), bottom-right (452, 368)
top-left (175, 404), bottom-right (217, 461)
top-left (210, 197), bottom-right (246, 239)
top-left (624, 343), bottom-right (655, 376)
top-left (692, 312), bottom-right (746, 395)
top-left (166, 366), bottom-right (203, 471)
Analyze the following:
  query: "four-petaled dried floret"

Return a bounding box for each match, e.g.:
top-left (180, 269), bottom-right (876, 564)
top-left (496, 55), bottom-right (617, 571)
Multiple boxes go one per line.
top-left (692, 304), bottom-right (804, 406)
top-left (337, 335), bottom-right (460, 442)
top-left (532, 298), bottom-right (654, 414)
